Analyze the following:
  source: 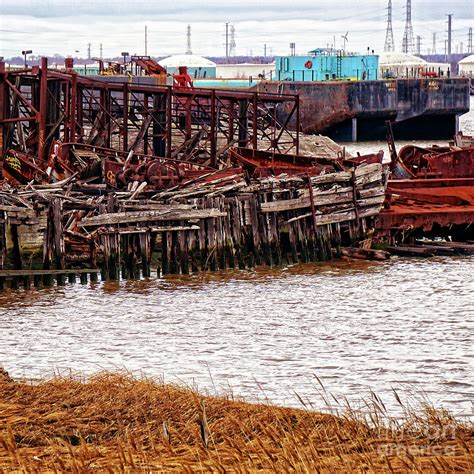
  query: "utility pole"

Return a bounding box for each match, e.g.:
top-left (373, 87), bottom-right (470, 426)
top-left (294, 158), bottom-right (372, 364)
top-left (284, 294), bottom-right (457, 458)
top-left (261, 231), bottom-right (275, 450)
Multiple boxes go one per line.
top-left (100, 43), bottom-right (103, 59)
top-left (186, 25), bottom-right (192, 55)
top-left (145, 25), bottom-right (148, 56)
top-left (264, 43), bottom-right (267, 57)
top-left (447, 14), bottom-right (453, 57)
top-left (402, 0), bottom-right (415, 54)
top-left (432, 32), bottom-right (437, 55)
top-left (384, 0), bottom-right (395, 52)
top-left (225, 23), bottom-right (229, 58)
top-left (87, 43), bottom-right (91, 59)
top-left (468, 27), bottom-right (473, 54)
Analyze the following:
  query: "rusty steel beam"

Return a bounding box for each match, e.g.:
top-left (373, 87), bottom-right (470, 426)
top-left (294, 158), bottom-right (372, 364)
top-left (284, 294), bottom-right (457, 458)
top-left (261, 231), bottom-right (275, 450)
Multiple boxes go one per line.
top-left (38, 57), bottom-right (48, 163)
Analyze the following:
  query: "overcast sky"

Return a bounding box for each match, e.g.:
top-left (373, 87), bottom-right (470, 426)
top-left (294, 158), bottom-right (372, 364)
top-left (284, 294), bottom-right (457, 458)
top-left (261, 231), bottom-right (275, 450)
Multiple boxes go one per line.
top-left (0, 0), bottom-right (472, 58)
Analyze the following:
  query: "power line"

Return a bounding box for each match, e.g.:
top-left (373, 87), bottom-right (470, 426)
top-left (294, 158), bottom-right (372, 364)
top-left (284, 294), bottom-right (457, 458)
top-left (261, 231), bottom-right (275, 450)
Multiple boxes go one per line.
top-left (384, 0), bottom-right (395, 52)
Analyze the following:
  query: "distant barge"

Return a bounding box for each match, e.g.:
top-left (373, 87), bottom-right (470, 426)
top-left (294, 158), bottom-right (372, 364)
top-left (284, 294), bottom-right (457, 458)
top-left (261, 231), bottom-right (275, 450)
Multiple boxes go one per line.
top-left (257, 78), bottom-right (471, 142)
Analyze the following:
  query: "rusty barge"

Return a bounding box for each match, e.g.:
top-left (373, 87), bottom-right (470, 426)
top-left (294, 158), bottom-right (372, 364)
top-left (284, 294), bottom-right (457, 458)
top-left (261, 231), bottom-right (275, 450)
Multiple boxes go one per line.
top-left (257, 78), bottom-right (471, 141)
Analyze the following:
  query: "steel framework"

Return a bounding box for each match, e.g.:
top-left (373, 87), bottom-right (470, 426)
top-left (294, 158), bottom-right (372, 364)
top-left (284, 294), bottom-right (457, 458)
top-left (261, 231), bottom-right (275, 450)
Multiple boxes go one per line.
top-left (0, 58), bottom-right (299, 170)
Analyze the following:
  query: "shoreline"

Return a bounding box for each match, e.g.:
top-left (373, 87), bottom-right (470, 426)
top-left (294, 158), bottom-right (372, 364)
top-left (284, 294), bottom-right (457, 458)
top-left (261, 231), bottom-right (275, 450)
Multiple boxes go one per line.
top-left (0, 370), bottom-right (472, 471)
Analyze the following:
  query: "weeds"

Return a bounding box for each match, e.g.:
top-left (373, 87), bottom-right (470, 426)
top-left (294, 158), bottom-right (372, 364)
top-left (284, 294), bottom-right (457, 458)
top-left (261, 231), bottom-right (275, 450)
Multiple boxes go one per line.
top-left (0, 371), bottom-right (472, 472)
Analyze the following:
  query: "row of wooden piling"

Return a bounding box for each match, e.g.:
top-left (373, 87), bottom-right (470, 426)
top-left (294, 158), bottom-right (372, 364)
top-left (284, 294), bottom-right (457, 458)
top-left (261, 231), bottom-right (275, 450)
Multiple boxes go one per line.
top-left (1, 163), bottom-right (385, 287)
top-left (96, 194), bottom-right (362, 279)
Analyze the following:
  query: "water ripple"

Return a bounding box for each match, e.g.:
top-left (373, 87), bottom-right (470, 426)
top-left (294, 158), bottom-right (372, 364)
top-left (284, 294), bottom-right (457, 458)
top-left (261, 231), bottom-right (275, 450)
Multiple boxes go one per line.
top-left (0, 256), bottom-right (472, 415)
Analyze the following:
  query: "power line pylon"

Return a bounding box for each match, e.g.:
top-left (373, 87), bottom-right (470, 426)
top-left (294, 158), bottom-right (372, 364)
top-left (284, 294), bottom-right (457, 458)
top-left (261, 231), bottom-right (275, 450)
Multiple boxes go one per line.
top-left (229, 25), bottom-right (236, 56)
top-left (384, 0), bottom-right (395, 52)
top-left (447, 14), bottom-right (453, 56)
top-left (468, 27), bottom-right (473, 54)
top-left (402, 0), bottom-right (415, 54)
top-left (186, 25), bottom-right (192, 55)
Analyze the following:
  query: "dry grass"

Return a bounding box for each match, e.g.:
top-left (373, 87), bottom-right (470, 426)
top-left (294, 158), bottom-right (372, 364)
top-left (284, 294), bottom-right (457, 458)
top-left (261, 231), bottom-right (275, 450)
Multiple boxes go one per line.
top-left (0, 370), bottom-right (472, 472)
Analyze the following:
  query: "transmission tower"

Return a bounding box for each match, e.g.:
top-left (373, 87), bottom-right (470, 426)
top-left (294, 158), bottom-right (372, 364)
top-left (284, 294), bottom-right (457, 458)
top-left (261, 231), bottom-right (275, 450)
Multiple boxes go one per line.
top-left (416, 35), bottom-right (421, 55)
top-left (186, 25), bottom-right (192, 55)
top-left (432, 32), bottom-right (437, 54)
top-left (447, 14), bottom-right (453, 56)
top-left (401, 0), bottom-right (415, 54)
top-left (229, 25), bottom-right (236, 56)
top-left (100, 43), bottom-right (103, 59)
top-left (384, 0), bottom-right (395, 52)
top-left (468, 27), bottom-right (473, 54)
top-left (87, 43), bottom-right (91, 59)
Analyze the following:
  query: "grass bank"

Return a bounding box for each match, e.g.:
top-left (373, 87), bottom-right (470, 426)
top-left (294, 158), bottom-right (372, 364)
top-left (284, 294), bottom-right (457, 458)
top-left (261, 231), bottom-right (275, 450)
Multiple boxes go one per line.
top-left (0, 370), bottom-right (472, 472)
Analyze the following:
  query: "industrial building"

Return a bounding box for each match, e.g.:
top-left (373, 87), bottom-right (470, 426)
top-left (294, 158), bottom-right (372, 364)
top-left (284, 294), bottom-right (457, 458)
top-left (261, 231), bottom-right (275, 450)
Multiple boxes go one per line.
top-left (275, 49), bottom-right (379, 81)
top-left (379, 52), bottom-right (450, 78)
top-left (158, 54), bottom-right (216, 79)
top-left (216, 63), bottom-right (275, 80)
top-left (459, 55), bottom-right (474, 77)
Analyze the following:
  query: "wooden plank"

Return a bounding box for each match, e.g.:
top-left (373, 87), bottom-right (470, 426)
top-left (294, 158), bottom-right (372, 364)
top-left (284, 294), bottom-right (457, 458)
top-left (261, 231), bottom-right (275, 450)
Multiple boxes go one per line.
top-left (0, 269), bottom-right (100, 276)
top-left (80, 208), bottom-right (227, 226)
top-left (260, 191), bottom-right (353, 213)
top-left (99, 225), bottom-right (200, 235)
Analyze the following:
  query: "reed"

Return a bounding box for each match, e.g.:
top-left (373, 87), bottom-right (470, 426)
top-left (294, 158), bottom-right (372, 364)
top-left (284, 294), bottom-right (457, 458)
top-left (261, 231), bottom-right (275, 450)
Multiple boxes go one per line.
top-left (0, 370), bottom-right (472, 472)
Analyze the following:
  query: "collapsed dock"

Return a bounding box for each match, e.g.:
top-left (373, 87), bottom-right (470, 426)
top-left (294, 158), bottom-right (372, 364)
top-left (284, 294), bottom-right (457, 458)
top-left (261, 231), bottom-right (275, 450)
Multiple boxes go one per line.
top-left (0, 58), bottom-right (472, 289)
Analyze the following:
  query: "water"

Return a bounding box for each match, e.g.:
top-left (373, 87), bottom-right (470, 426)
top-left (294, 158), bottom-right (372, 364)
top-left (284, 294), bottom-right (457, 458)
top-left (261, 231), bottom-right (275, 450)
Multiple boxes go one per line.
top-left (0, 97), bottom-right (472, 417)
top-left (0, 258), bottom-right (472, 416)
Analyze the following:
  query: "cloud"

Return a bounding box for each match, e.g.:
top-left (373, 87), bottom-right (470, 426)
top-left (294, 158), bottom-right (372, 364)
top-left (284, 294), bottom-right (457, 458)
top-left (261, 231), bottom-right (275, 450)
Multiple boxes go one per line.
top-left (0, 1), bottom-right (472, 57)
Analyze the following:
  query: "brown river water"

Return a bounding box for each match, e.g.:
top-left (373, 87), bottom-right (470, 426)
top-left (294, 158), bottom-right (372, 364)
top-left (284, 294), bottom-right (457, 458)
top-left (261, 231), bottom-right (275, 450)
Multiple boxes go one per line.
top-left (0, 99), bottom-right (473, 417)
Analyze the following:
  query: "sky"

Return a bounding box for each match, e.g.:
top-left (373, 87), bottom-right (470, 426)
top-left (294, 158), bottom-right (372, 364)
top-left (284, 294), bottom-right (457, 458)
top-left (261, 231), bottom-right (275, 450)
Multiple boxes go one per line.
top-left (0, 0), bottom-right (472, 59)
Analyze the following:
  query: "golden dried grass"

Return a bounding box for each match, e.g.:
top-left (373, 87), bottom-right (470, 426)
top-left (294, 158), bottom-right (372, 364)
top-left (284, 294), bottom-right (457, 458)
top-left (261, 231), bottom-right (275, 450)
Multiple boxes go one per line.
top-left (0, 371), bottom-right (472, 472)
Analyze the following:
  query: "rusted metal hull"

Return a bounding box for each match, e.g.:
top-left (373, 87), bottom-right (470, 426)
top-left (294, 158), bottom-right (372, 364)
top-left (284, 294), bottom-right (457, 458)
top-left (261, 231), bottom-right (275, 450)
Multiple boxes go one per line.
top-left (392, 145), bottom-right (474, 179)
top-left (230, 147), bottom-right (383, 177)
top-left (376, 178), bottom-right (474, 240)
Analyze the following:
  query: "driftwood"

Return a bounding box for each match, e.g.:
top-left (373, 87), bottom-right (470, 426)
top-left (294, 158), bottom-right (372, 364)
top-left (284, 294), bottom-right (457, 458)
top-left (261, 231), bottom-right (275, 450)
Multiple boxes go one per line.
top-left (341, 247), bottom-right (391, 261)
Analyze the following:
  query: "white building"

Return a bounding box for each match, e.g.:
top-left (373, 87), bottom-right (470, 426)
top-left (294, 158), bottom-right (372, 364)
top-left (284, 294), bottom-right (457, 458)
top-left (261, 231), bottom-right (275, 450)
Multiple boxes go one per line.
top-left (379, 52), bottom-right (450, 78)
top-left (459, 54), bottom-right (474, 77)
top-left (216, 63), bottom-right (275, 80)
top-left (158, 55), bottom-right (217, 78)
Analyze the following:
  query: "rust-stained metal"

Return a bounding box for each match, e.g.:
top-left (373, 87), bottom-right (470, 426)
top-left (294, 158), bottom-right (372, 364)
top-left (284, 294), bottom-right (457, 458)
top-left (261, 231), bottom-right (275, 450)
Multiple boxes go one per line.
top-left (229, 147), bottom-right (381, 177)
top-left (376, 178), bottom-right (474, 240)
top-left (0, 58), bottom-right (299, 185)
top-left (392, 144), bottom-right (474, 179)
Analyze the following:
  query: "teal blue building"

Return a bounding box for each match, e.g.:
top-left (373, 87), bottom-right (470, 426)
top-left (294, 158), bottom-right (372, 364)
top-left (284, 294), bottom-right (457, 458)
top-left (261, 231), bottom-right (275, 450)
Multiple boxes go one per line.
top-left (275, 49), bottom-right (379, 81)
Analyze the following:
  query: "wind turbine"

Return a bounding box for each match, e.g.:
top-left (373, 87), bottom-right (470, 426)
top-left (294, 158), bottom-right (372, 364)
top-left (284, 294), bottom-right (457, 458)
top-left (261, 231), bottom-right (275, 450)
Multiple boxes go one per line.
top-left (341, 32), bottom-right (349, 53)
